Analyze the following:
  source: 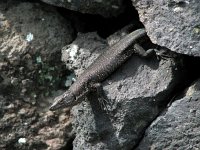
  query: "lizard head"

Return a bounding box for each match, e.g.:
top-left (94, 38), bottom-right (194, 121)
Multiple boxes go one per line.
top-left (49, 90), bottom-right (76, 111)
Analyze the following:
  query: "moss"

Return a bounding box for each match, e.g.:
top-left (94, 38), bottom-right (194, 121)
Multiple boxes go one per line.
top-left (34, 54), bottom-right (68, 97)
top-left (193, 25), bottom-right (200, 34)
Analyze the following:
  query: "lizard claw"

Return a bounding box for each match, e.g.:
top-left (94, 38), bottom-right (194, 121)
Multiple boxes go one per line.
top-left (98, 96), bottom-right (112, 114)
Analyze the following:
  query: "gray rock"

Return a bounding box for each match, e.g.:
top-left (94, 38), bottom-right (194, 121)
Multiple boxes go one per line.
top-left (0, 1), bottom-right (74, 64)
top-left (61, 32), bottom-right (107, 75)
top-left (132, 0), bottom-right (200, 56)
top-left (137, 78), bottom-right (200, 150)
top-left (41, 0), bottom-right (125, 17)
top-left (0, 1), bottom-right (74, 149)
top-left (61, 30), bottom-right (185, 149)
top-left (0, 1), bottom-right (74, 97)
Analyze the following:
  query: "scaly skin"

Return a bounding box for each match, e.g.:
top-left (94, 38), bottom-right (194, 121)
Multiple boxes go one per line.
top-left (50, 28), bottom-right (147, 110)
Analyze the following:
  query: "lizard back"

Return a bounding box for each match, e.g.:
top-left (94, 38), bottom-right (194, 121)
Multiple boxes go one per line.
top-left (70, 28), bottom-right (146, 96)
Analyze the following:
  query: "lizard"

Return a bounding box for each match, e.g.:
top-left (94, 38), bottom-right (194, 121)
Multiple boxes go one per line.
top-left (49, 28), bottom-right (154, 111)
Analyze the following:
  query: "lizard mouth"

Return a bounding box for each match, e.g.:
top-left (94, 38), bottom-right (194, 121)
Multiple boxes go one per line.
top-left (49, 96), bottom-right (66, 111)
top-left (49, 90), bottom-right (76, 111)
top-left (49, 97), bottom-right (64, 111)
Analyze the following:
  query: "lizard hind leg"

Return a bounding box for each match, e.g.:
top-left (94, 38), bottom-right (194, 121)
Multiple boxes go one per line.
top-left (89, 82), bottom-right (111, 113)
top-left (133, 43), bottom-right (155, 58)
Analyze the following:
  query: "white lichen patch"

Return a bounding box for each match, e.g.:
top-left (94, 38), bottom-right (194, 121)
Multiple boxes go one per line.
top-left (26, 33), bottom-right (34, 42)
top-left (65, 73), bottom-right (76, 87)
top-left (68, 44), bottom-right (78, 61)
top-left (18, 138), bottom-right (27, 144)
top-left (36, 56), bottom-right (42, 63)
top-left (173, 7), bottom-right (184, 12)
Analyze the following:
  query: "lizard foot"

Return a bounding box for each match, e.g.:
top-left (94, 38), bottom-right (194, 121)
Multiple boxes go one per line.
top-left (89, 82), bottom-right (111, 113)
top-left (98, 96), bottom-right (112, 114)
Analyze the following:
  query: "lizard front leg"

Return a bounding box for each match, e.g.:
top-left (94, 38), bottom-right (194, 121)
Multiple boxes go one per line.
top-left (89, 82), bottom-right (111, 113)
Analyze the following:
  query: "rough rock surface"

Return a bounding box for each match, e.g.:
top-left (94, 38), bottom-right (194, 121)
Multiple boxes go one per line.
top-left (0, 1), bottom-right (73, 64)
top-left (0, 94), bottom-right (72, 150)
top-left (137, 78), bottom-right (200, 149)
top-left (41, 0), bottom-right (125, 17)
top-left (132, 0), bottom-right (200, 57)
top-left (0, 1), bottom-right (74, 149)
top-left (0, 1), bottom-right (74, 100)
top-left (61, 32), bottom-right (107, 75)
top-left (61, 30), bottom-right (185, 149)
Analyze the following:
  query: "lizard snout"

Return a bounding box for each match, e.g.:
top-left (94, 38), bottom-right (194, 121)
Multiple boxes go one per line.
top-left (49, 90), bottom-right (75, 111)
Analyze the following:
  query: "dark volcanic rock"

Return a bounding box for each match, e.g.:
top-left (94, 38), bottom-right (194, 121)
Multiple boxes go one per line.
top-left (61, 29), bottom-right (185, 149)
top-left (137, 78), bottom-right (200, 149)
top-left (132, 0), bottom-right (200, 56)
top-left (0, 1), bottom-right (74, 98)
top-left (0, 94), bottom-right (72, 150)
top-left (0, 1), bottom-right (73, 64)
top-left (41, 0), bottom-right (126, 17)
top-left (0, 1), bottom-right (74, 149)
